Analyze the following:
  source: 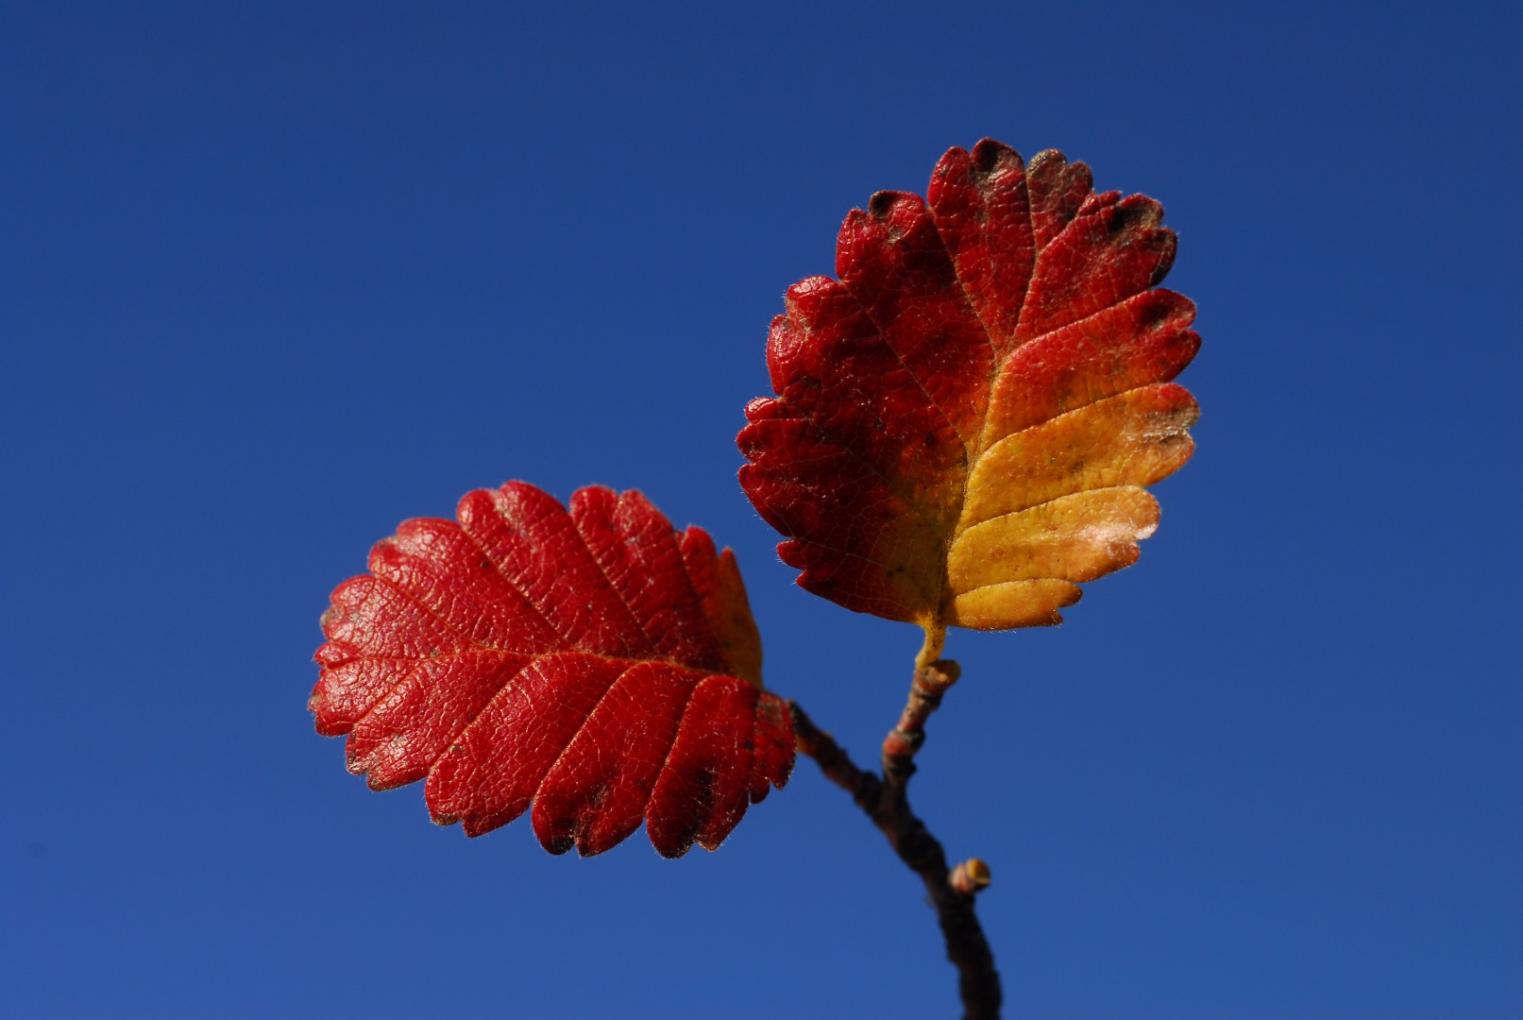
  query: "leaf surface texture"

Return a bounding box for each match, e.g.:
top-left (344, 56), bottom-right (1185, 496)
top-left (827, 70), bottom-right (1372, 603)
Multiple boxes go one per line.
top-left (311, 483), bottom-right (792, 857)
top-left (739, 139), bottom-right (1200, 648)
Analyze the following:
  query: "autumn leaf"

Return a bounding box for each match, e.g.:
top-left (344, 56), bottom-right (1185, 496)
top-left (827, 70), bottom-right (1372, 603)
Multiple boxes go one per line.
top-left (739, 139), bottom-right (1200, 662)
top-left (310, 482), bottom-right (793, 857)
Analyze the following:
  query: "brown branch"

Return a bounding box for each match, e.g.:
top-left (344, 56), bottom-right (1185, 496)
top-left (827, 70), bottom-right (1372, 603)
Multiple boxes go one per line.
top-left (790, 659), bottom-right (1002, 1019)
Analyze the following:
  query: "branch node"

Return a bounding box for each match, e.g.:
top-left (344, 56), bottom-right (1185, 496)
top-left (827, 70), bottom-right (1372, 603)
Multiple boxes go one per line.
top-left (917, 658), bottom-right (961, 695)
top-left (882, 728), bottom-right (924, 759)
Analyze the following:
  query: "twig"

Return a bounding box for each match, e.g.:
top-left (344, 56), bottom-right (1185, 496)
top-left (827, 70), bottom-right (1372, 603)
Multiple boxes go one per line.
top-left (790, 659), bottom-right (1002, 1019)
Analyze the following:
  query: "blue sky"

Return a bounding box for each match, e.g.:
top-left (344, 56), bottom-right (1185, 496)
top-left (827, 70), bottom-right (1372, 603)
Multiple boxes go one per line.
top-left (2, 3), bottom-right (1519, 1017)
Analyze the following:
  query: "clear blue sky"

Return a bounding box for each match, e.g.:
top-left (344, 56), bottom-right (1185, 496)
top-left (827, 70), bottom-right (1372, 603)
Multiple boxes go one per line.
top-left (3, 3), bottom-right (1519, 1017)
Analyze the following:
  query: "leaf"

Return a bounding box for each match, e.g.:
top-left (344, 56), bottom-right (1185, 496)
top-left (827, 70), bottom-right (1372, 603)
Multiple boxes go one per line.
top-left (738, 139), bottom-right (1200, 659)
top-left (309, 482), bottom-right (793, 858)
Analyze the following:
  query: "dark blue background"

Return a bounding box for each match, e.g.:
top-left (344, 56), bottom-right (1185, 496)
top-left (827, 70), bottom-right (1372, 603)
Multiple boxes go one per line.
top-left (4, 3), bottom-right (1518, 1017)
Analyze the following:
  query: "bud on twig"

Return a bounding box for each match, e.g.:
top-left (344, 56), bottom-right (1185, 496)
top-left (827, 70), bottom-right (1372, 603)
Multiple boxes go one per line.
top-left (949, 857), bottom-right (992, 896)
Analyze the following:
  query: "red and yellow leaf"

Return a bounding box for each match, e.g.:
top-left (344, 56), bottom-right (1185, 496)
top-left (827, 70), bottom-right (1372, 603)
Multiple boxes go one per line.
top-left (310, 482), bottom-right (792, 857)
top-left (739, 140), bottom-right (1200, 660)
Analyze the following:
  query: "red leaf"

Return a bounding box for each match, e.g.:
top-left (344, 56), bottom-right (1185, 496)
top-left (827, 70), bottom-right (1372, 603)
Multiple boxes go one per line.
top-left (310, 482), bottom-right (793, 857)
top-left (739, 139), bottom-right (1199, 657)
